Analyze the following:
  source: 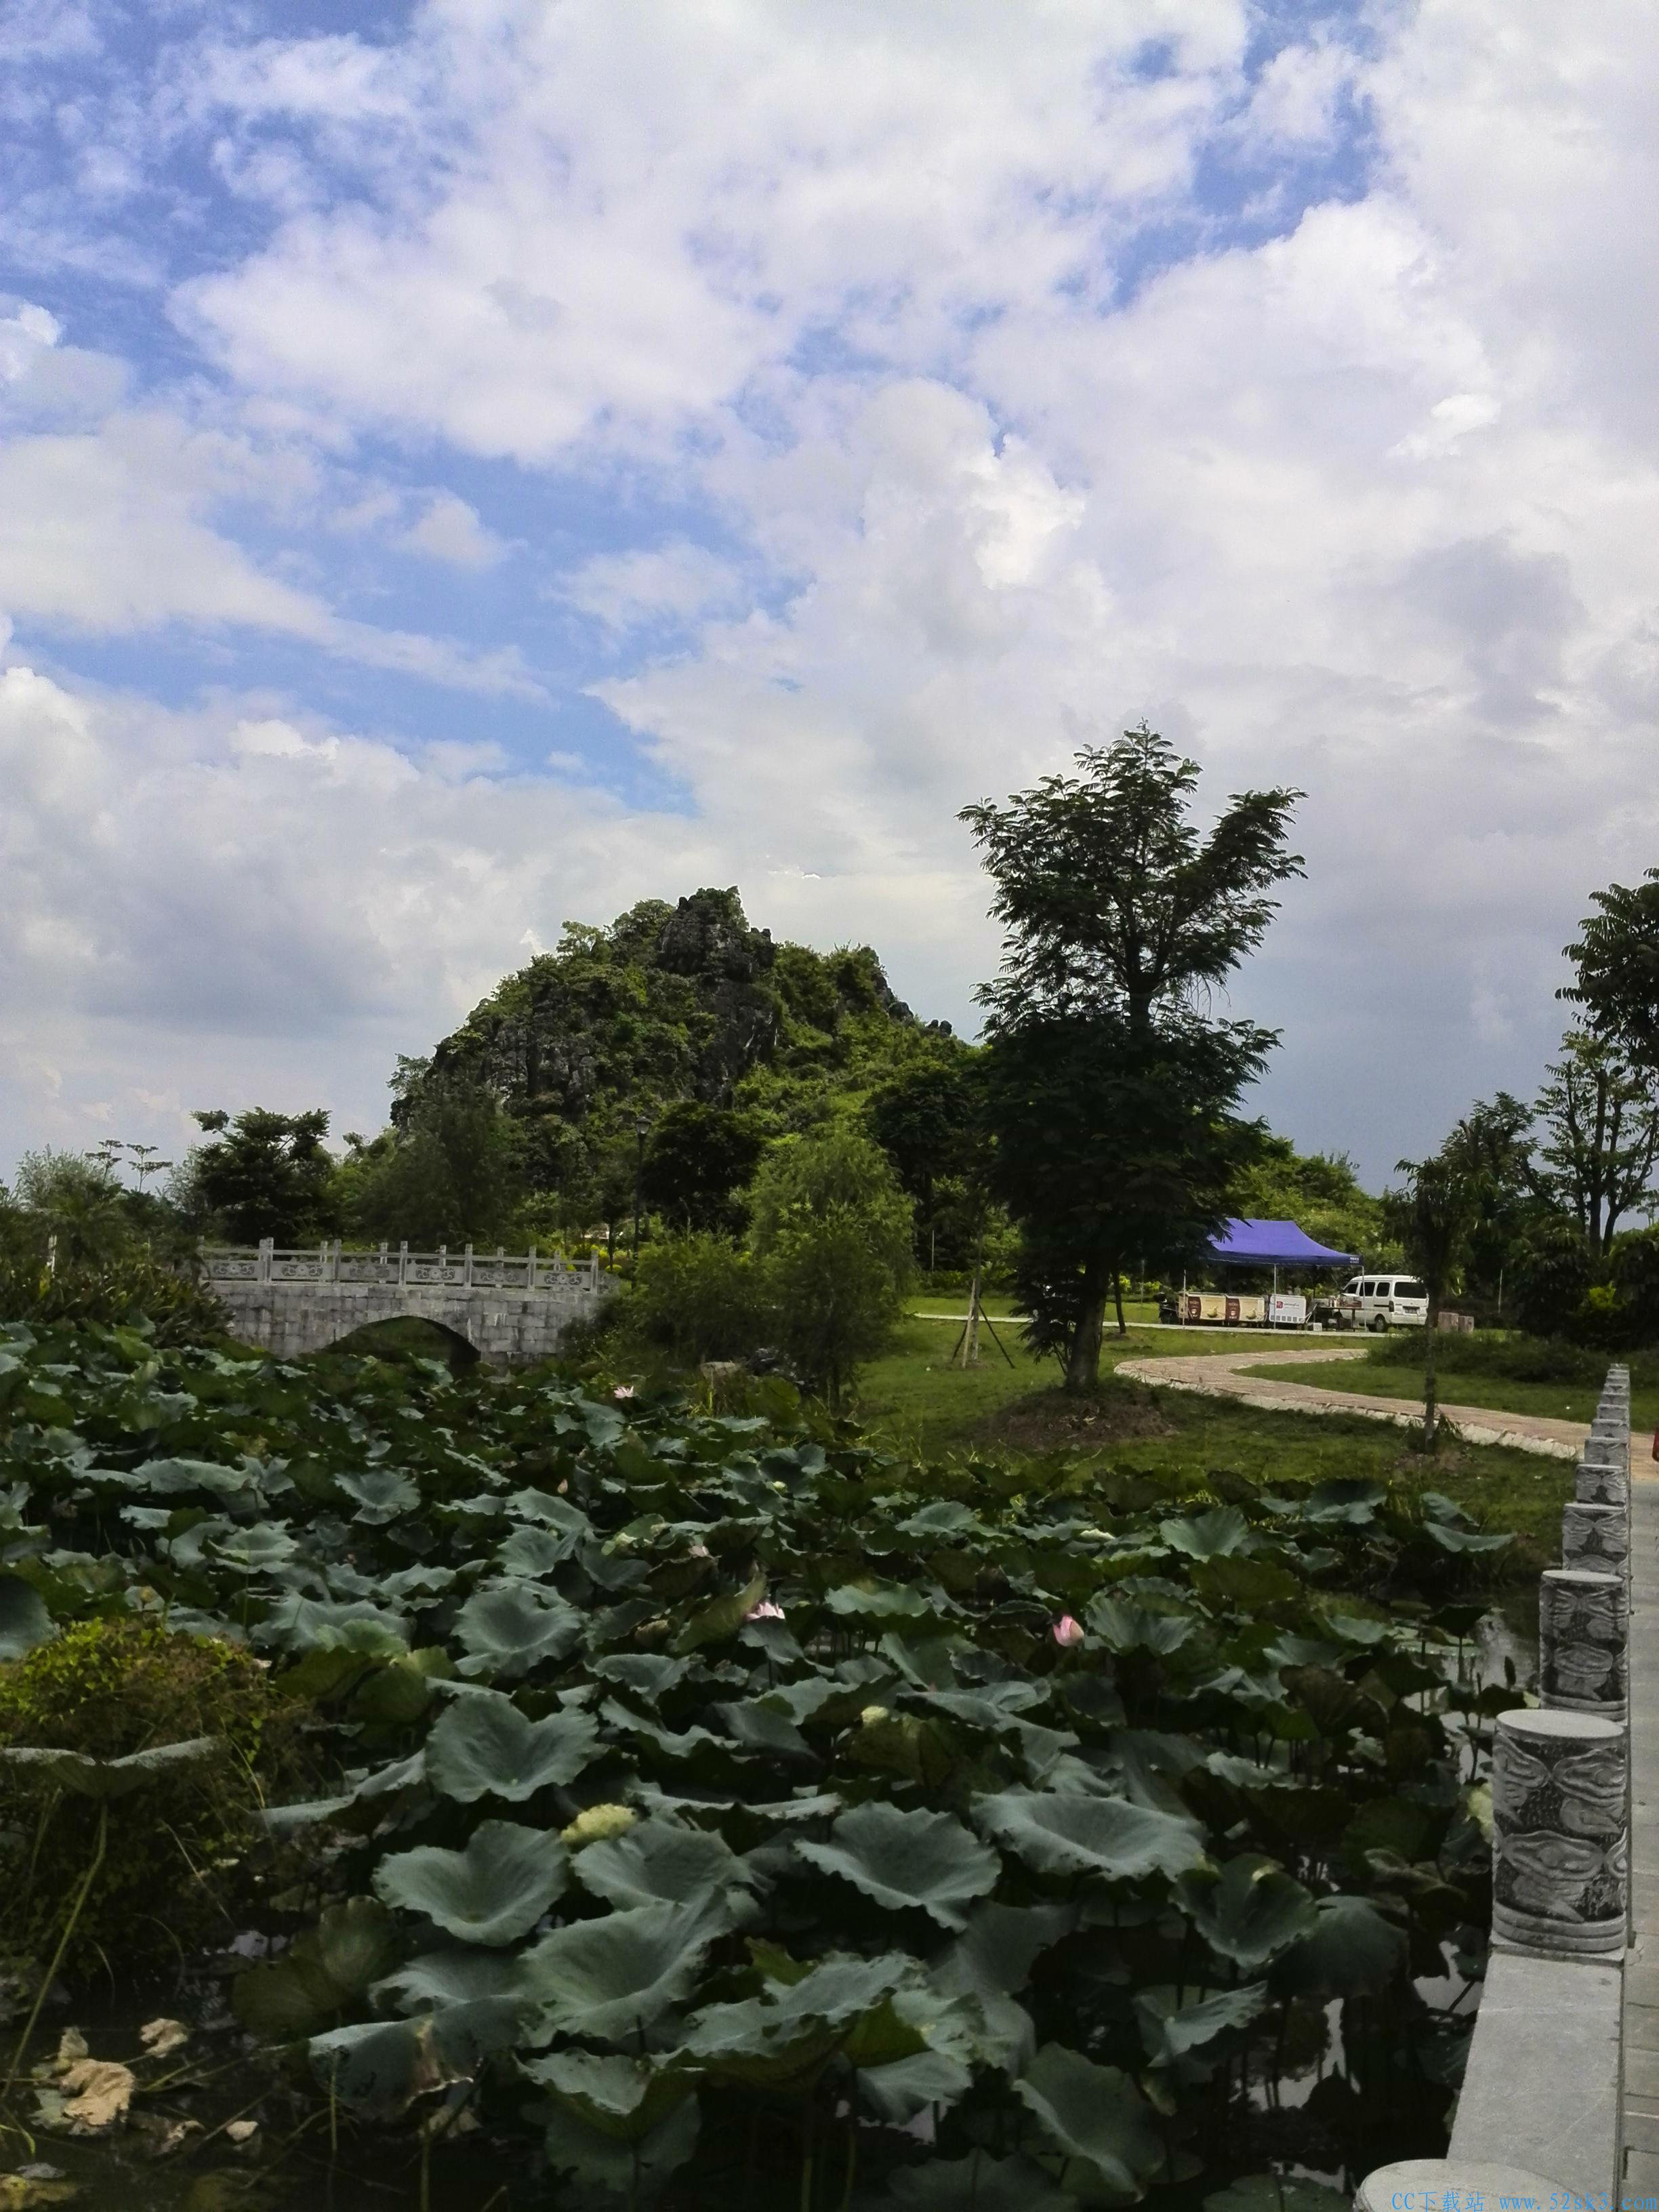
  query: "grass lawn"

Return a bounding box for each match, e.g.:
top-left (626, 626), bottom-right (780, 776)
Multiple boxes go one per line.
top-left (853, 1317), bottom-right (1574, 1557)
top-left (1237, 1353), bottom-right (1657, 1435)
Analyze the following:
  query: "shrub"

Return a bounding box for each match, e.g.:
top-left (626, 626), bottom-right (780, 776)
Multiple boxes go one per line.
top-left (750, 1125), bottom-right (914, 1405)
top-left (619, 1233), bottom-right (769, 1369)
top-left (0, 1620), bottom-right (287, 1975)
top-left (0, 1241), bottom-right (228, 1347)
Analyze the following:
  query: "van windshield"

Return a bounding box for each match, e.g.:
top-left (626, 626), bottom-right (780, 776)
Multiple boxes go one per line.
top-left (1392, 1280), bottom-right (1427, 1300)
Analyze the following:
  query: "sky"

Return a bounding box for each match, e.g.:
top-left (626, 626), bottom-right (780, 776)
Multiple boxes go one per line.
top-left (3, 0), bottom-right (1656, 1191)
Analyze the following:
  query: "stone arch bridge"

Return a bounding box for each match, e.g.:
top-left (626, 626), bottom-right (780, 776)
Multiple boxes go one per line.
top-left (201, 1243), bottom-right (613, 1364)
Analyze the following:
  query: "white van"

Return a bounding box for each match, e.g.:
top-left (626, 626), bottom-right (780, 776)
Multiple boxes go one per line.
top-left (1340, 1274), bottom-right (1429, 1331)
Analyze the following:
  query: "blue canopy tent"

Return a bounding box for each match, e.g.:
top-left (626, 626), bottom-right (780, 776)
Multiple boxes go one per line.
top-left (1181, 1218), bottom-right (1358, 1315)
top-left (1204, 1218), bottom-right (1357, 1271)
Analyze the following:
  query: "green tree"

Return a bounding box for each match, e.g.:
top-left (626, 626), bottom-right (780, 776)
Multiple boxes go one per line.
top-left (866, 1050), bottom-right (989, 1269)
top-left (1226, 1135), bottom-right (1382, 1269)
top-left (1384, 1156), bottom-right (1477, 1452)
top-left (10, 1149), bottom-right (129, 1269)
top-left (1561, 869), bottom-right (1659, 1069)
top-left (186, 1109), bottom-right (340, 1245)
top-left (962, 726), bottom-right (1301, 1389)
top-left (348, 1071), bottom-right (525, 1250)
top-left (1533, 1030), bottom-right (1659, 1256)
top-left (640, 1103), bottom-right (764, 1234)
top-left (748, 1126), bottom-right (913, 1407)
top-left (1439, 1091), bottom-right (1544, 1310)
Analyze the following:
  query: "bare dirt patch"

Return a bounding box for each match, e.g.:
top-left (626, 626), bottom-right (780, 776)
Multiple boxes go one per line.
top-left (971, 1381), bottom-right (1170, 1455)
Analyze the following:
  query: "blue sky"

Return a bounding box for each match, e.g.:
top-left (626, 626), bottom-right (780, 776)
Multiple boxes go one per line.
top-left (4, 0), bottom-right (1657, 1187)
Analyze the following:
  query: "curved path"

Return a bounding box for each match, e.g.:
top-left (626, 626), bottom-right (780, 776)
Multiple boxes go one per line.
top-left (1117, 1344), bottom-right (1651, 1465)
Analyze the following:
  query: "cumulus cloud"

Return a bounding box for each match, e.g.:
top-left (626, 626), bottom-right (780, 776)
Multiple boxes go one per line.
top-left (5, 0), bottom-right (1659, 1181)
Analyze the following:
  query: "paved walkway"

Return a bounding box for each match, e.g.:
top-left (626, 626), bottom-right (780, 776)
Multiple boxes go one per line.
top-left (1118, 1344), bottom-right (1648, 1463)
top-left (1624, 1481), bottom-right (1659, 2196)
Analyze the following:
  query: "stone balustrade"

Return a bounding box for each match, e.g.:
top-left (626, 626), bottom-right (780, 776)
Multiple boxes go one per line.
top-left (1361, 1363), bottom-right (1633, 2212)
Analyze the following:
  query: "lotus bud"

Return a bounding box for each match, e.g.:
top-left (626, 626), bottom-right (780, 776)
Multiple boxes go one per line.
top-left (560, 1803), bottom-right (638, 1850)
top-left (860, 1704), bottom-right (890, 1727)
top-left (1052, 1614), bottom-right (1084, 1647)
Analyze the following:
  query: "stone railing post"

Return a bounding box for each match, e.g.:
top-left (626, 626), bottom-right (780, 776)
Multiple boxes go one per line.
top-left (398, 1240), bottom-right (409, 1288)
top-left (1491, 1706), bottom-right (1627, 1954)
top-left (528, 1246), bottom-right (538, 1293)
top-left (464, 1244), bottom-right (474, 1288)
top-left (1563, 1500), bottom-right (1629, 1576)
top-left (1539, 1568), bottom-right (1628, 1720)
top-left (258, 1236), bottom-right (273, 1284)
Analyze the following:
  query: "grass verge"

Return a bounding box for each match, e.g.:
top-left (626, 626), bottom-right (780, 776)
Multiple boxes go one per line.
top-left (1237, 1354), bottom-right (1656, 1434)
top-left (853, 1317), bottom-right (1574, 1561)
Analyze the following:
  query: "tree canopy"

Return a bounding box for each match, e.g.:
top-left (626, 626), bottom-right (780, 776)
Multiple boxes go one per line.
top-left (964, 729), bottom-right (1301, 1389)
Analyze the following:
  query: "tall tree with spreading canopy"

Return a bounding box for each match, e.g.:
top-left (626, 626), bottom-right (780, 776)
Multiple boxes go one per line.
top-left (1533, 1029), bottom-right (1659, 1255)
top-left (962, 726), bottom-right (1301, 1390)
top-left (1562, 870), bottom-right (1659, 1071)
top-left (187, 1109), bottom-right (340, 1245)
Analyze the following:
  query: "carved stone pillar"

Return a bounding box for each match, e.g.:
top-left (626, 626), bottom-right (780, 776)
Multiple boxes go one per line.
top-left (1576, 1451), bottom-right (1629, 1509)
top-left (1491, 1706), bottom-right (1626, 1954)
top-left (1562, 1500), bottom-right (1629, 1575)
top-left (1538, 1568), bottom-right (1628, 1720)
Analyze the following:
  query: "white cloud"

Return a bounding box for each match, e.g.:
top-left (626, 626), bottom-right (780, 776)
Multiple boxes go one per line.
top-left (402, 491), bottom-right (505, 567)
top-left (7, 1), bottom-right (1659, 1183)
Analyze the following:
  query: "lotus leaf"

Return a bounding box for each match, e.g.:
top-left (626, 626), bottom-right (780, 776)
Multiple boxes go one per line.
top-left (494, 1525), bottom-right (574, 1578)
top-left (825, 1582), bottom-right (933, 1620)
top-left (1299, 1478), bottom-right (1385, 1526)
top-left (679, 1952), bottom-right (912, 2086)
top-left (0, 1574), bottom-right (54, 1659)
top-left (1273, 1893), bottom-right (1408, 1997)
top-left (1205, 2179), bottom-right (1351, 2212)
top-left (205, 1522), bottom-right (298, 1574)
top-left (523, 2048), bottom-right (695, 2136)
top-left (373, 1820), bottom-right (569, 1946)
top-left (256, 1595), bottom-right (410, 1655)
top-left (859, 2045), bottom-right (975, 2123)
top-left (886, 2152), bottom-right (1073, 2210)
top-left (1160, 1506), bottom-right (1250, 1558)
top-left (573, 1817), bottom-right (753, 1912)
top-left (424, 1689), bottom-right (600, 1801)
top-left (1134, 1982), bottom-right (1267, 2066)
top-left (975, 1790), bottom-right (1205, 1883)
top-left (125, 1456), bottom-right (257, 1498)
top-left (0, 1734), bottom-right (224, 1799)
top-left (1013, 2042), bottom-right (1166, 2198)
top-left (1178, 1856), bottom-right (1317, 1968)
top-left (518, 1900), bottom-right (731, 2043)
top-left (588, 1653), bottom-right (691, 1704)
top-left (795, 1803), bottom-right (1000, 1930)
top-left (334, 1469), bottom-right (420, 1523)
top-left (1084, 1595), bottom-right (1195, 1654)
top-left (310, 1998), bottom-right (521, 2116)
top-left (672, 1570), bottom-right (766, 1654)
top-left (540, 2078), bottom-right (699, 2200)
top-left (503, 1487), bottom-right (590, 1534)
top-left (235, 1897), bottom-right (398, 2041)
top-left (374, 1946), bottom-right (527, 2014)
top-left (453, 1584), bottom-right (584, 1677)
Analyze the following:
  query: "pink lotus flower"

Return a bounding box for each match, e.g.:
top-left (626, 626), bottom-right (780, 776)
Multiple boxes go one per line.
top-left (613, 1385), bottom-right (636, 1400)
top-left (746, 1599), bottom-right (786, 1622)
top-left (1051, 1614), bottom-right (1084, 1648)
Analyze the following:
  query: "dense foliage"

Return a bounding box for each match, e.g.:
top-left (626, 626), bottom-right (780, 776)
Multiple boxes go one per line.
top-left (0, 1321), bottom-right (1518, 2207)
top-left (398, 887), bottom-right (960, 1247)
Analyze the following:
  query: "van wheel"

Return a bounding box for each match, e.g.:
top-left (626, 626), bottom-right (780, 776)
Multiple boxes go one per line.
top-left (1370, 1315), bottom-right (1388, 1333)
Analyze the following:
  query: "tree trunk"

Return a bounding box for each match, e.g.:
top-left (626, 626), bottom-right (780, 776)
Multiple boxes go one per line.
top-left (1422, 1290), bottom-right (1439, 1453)
top-left (1066, 1263), bottom-right (1107, 1392)
top-left (1113, 1270), bottom-right (1128, 1338)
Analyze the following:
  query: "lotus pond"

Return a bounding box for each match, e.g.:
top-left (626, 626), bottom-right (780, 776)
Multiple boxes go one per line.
top-left (0, 1319), bottom-right (1533, 2212)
